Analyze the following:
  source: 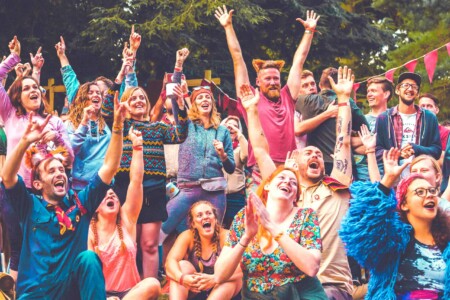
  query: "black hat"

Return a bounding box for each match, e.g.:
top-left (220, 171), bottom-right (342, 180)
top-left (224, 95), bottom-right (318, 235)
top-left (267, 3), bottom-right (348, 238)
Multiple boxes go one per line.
top-left (397, 72), bottom-right (421, 86)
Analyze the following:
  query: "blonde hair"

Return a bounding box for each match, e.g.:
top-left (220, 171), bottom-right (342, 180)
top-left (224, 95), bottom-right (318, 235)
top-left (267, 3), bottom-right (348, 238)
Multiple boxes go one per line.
top-left (410, 155), bottom-right (442, 185)
top-left (120, 87), bottom-right (151, 121)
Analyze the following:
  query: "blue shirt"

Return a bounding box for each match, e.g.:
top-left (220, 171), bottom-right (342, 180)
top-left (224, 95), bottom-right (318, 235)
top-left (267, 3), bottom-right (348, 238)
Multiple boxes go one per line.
top-left (2, 175), bottom-right (110, 298)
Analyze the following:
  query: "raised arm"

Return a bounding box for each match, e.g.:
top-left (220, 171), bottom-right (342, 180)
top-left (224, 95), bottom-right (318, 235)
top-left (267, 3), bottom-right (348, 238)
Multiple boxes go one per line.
top-left (55, 36), bottom-right (80, 104)
top-left (30, 47), bottom-right (44, 84)
top-left (287, 11), bottom-right (320, 99)
top-left (122, 127), bottom-right (144, 224)
top-left (0, 37), bottom-right (21, 122)
top-left (240, 83), bottom-right (276, 180)
top-left (215, 5), bottom-right (250, 98)
top-left (1, 112), bottom-right (51, 188)
top-left (358, 124), bottom-right (381, 182)
top-left (97, 92), bottom-right (127, 184)
top-left (329, 67), bottom-right (353, 186)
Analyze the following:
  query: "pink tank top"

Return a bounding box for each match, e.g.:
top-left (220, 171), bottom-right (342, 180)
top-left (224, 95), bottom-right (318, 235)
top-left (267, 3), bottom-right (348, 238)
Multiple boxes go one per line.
top-left (95, 225), bottom-right (141, 292)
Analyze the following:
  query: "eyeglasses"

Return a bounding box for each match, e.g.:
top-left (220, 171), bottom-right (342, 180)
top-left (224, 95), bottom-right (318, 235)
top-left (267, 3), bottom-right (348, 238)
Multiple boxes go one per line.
top-left (413, 187), bottom-right (439, 198)
top-left (192, 86), bottom-right (211, 91)
top-left (399, 83), bottom-right (419, 91)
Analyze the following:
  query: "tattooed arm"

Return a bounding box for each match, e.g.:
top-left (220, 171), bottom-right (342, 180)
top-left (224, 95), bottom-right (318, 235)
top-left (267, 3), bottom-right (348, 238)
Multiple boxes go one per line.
top-left (330, 67), bottom-right (353, 186)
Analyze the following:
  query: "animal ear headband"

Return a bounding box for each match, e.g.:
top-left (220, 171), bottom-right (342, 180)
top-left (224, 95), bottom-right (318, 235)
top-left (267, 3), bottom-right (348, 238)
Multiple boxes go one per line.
top-left (25, 145), bottom-right (70, 170)
top-left (252, 59), bottom-right (285, 73)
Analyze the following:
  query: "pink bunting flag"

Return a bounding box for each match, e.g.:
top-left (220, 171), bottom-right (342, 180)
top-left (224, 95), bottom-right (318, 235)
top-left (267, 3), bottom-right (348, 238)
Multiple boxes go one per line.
top-left (424, 49), bottom-right (438, 83)
top-left (352, 83), bottom-right (360, 102)
top-left (447, 42), bottom-right (450, 56)
top-left (385, 68), bottom-right (397, 82)
top-left (404, 59), bottom-right (418, 73)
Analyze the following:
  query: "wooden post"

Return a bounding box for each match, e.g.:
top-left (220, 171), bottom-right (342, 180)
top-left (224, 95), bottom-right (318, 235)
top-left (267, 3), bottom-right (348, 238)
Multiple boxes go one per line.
top-left (43, 78), bottom-right (66, 112)
top-left (186, 70), bottom-right (220, 87)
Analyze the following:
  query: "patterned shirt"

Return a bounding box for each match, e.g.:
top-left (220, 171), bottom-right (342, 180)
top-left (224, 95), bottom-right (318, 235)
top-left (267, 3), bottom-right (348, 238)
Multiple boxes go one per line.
top-left (225, 207), bottom-right (321, 294)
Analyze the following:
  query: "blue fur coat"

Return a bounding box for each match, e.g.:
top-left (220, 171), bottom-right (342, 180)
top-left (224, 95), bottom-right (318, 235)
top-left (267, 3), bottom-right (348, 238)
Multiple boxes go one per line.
top-left (339, 181), bottom-right (449, 300)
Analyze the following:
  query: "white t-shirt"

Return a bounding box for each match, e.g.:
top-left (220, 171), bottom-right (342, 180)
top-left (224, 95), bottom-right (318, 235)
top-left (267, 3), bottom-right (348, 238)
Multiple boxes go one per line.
top-left (399, 112), bottom-right (417, 179)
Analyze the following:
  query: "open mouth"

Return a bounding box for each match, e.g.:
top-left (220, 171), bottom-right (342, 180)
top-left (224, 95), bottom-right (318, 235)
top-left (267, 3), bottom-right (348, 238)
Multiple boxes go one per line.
top-left (106, 200), bottom-right (115, 208)
top-left (424, 202), bottom-right (436, 209)
top-left (201, 103), bottom-right (210, 109)
top-left (91, 98), bottom-right (100, 104)
top-left (54, 180), bottom-right (65, 191)
top-left (278, 185), bottom-right (291, 193)
top-left (309, 162), bottom-right (319, 169)
top-left (202, 221), bottom-right (212, 229)
top-left (30, 94), bottom-right (39, 100)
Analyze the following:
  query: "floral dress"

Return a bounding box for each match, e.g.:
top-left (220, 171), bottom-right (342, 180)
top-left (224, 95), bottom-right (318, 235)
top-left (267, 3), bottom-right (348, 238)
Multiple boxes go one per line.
top-left (225, 207), bottom-right (322, 294)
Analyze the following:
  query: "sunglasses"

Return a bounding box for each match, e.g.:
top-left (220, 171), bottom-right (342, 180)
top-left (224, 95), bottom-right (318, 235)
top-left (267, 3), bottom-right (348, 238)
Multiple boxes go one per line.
top-left (192, 86), bottom-right (211, 91)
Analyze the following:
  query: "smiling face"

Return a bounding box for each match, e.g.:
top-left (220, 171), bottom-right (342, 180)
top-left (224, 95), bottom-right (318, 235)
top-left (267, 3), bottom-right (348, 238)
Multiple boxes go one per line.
top-left (410, 158), bottom-right (441, 187)
top-left (194, 92), bottom-right (213, 116)
top-left (96, 189), bottom-right (121, 217)
top-left (190, 202), bottom-right (217, 238)
top-left (257, 68), bottom-right (281, 101)
top-left (20, 78), bottom-right (42, 113)
top-left (225, 118), bottom-right (239, 139)
top-left (33, 158), bottom-right (68, 201)
top-left (402, 178), bottom-right (439, 222)
top-left (128, 88), bottom-right (149, 120)
top-left (86, 84), bottom-right (102, 111)
top-left (396, 79), bottom-right (419, 106)
top-left (265, 169), bottom-right (299, 203)
top-left (367, 82), bottom-right (389, 109)
top-left (298, 146), bottom-right (325, 183)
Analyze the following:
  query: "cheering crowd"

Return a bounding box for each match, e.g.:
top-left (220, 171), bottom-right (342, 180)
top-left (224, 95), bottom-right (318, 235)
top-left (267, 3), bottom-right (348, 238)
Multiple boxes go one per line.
top-left (0, 5), bottom-right (449, 300)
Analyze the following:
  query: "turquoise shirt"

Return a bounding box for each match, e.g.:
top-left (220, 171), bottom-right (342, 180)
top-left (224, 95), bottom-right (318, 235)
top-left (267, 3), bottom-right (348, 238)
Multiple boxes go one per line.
top-left (2, 175), bottom-right (110, 298)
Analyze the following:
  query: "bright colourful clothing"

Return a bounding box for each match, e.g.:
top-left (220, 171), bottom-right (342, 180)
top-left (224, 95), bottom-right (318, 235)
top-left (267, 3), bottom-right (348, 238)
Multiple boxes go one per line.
top-left (94, 225), bottom-right (140, 293)
top-left (225, 207), bottom-right (322, 294)
top-left (238, 85), bottom-right (296, 166)
top-left (0, 53), bottom-right (74, 188)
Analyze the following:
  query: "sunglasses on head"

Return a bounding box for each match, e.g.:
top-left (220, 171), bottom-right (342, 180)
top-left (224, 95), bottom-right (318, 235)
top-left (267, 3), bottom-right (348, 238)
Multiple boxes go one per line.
top-left (192, 86), bottom-right (211, 91)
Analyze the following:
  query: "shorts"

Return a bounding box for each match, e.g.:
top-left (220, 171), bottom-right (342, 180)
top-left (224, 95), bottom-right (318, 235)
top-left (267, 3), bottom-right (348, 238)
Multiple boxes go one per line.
top-left (106, 289), bottom-right (130, 299)
top-left (137, 185), bottom-right (168, 224)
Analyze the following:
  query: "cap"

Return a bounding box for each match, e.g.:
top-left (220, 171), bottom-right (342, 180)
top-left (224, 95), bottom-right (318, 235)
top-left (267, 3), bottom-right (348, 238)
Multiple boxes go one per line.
top-left (397, 72), bottom-right (421, 86)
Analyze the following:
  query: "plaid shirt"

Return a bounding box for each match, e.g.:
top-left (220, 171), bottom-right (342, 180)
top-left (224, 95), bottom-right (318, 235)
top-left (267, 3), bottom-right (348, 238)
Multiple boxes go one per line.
top-left (391, 105), bottom-right (423, 148)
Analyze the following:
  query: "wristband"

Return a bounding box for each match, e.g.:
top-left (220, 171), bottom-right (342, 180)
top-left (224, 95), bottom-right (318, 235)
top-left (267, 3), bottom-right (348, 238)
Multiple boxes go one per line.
top-left (132, 145), bottom-right (143, 151)
top-left (305, 30), bottom-right (313, 34)
top-left (183, 93), bottom-right (190, 98)
top-left (338, 102), bottom-right (349, 107)
top-left (174, 66), bottom-right (182, 72)
top-left (273, 231), bottom-right (284, 242)
top-left (112, 129), bottom-right (123, 135)
top-left (238, 241), bottom-right (248, 248)
top-left (365, 148), bottom-right (375, 154)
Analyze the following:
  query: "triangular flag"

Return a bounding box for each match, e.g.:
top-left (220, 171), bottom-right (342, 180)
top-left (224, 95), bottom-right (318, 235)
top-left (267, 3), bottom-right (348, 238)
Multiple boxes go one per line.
top-left (385, 68), bottom-right (397, 82)
top-left (352, 83), bottom-right (360, 102)
top-left (446, 42), bottom-right (450, 56)
top-left (223, 94), bottom-right (230, 110)
top-left (424, 49), bottom-right (438, 83)
top-left (404, 59), bottom-right (418, 73)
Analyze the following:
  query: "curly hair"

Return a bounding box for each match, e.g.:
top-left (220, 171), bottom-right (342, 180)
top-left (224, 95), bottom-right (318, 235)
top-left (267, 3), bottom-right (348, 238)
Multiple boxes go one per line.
top-left (188, 201), bottom-right (221, 273)
top-left (67, 81), bottom-right (106, 134)
top-left (90, 210), bottom-right (126, 255)
top-left (255, 165), bottom-right (301, 252)
top-left (7, 76), bottom-right (49, 117)
top-left (120, 87), bottom-right (151, 121)
top-left (188, 89), bottom-right (221, 129)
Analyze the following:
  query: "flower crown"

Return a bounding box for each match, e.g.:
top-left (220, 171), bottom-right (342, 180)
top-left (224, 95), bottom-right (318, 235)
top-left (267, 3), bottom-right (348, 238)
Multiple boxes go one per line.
top-left (24, 144), bottom-right (70, 170)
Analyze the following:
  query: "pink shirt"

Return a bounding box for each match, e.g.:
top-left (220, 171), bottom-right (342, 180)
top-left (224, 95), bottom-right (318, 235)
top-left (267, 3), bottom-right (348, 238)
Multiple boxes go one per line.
top-left (94, 225), bottom-right (141, 292)
top-left (238, 85), bottom-right (296, 166)
top-left (0, 53), bottom-right (73, 188)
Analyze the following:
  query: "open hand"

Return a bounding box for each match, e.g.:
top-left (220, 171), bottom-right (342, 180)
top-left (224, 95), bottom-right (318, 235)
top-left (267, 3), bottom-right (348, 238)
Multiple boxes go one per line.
top-left (215, 5), bottom-right (234, 28)
top-left (23, 112), bottom-right (51, 144)
top-left (296, 10), bottom-right (320, 31)
top-left (358, 124), bottom-right (376, 151)
top-left (328, 66), bottom-right (354, 100)
top-left (240, 84), bottom-right (259, 111)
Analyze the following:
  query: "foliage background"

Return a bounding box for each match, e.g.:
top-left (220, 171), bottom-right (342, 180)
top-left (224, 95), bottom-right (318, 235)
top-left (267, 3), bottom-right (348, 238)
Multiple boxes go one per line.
top-left (0, 0), bottom-right (448, 118)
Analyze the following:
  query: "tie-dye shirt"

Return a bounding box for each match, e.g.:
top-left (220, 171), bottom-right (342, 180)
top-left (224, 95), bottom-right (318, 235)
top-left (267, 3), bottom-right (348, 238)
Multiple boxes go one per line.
top-left (395, 239), bottom-right (445, 299)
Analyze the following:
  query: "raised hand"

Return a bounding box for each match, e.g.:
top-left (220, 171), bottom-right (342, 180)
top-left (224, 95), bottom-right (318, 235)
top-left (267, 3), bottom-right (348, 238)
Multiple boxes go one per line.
top-left (381, 148), bottom-right (410, 188)
top-left (129, 25), bottom-right (141, 53)
top-left (128, 126), bottom-right (142, 146)
top-left (240, 84), bottom-right (259, 111)
top-left (175, 48), bottom-right (189, 68)
top-left (215, 5), bottom-right (234, 28)
top-left (55, 36), bottom-right (66, 58)
top-left (81, 104), bottom-right (97, 124)
top-left (296, 10), bottom-right (320, 31)
top-left (243, 194), bottom-right (258, 242)
top-left (8, 36), bottom-right (21, 56)
top-left (113, 91), bottom-right (128, 125)
top-left (14, 63), bottom-right (29, 78)
top-left (249, 192), bottom-right (276, 234)
top-left (285, 150), bottom-right (300, 171)
top-left (328, 66), bottom-right (354, 100)
top-left (30, 47), bottom-right (45, 70)
top-left (358, 124), bottom-right (376, 151)
top-left (172, 84), bottom-right (185, 110)
top-left (23, 112), bottom-right (52, 144)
